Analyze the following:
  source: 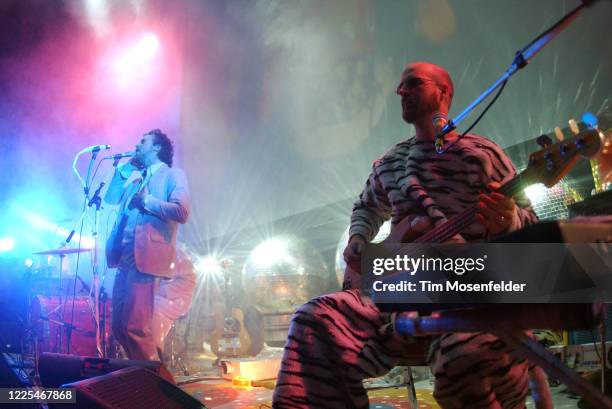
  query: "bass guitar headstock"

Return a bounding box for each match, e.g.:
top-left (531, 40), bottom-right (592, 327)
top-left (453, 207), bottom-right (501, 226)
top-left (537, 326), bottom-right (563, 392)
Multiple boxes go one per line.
top-left (523, 115), bottom-right (603, 187)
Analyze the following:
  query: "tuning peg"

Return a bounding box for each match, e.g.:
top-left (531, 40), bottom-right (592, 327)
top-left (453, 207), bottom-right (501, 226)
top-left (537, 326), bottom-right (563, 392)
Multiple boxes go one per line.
top-left (537, 134), bottom-right (553, 148)
top-left (581, 112), bottom-right (598, 130)
top-left (554, 127), bottom-right (564, 142)
top-left (568, 119), bottom-right (580, 135)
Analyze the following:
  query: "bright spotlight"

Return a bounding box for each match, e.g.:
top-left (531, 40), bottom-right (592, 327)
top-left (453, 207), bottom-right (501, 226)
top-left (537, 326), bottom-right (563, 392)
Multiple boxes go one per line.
top-left (14, 206), bottom-right (95, 248)
top-left (251, 238), bottom-right (292, 268)
top-left (194, 255), bottom-right (222, 277)
top-left (0, 237), bottom-right (15, 252)
top-left (137, 34), bottom-right (159, 58)
top-left (111, 33), bottom-right (160, 90)
top-left (524, 183), bottom-right (548, 206)
top-left (84, 0), bottom-right (110, 37)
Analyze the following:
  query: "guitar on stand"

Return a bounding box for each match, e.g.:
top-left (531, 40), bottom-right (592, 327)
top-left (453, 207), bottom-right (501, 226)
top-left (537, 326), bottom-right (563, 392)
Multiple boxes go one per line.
top-left (210, 260), bottom-right (252, 358)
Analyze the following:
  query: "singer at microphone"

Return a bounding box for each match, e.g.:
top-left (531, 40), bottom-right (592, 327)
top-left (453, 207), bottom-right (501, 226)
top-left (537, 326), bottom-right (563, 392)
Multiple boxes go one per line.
top-left (102, 129), bottom-right (190, 361)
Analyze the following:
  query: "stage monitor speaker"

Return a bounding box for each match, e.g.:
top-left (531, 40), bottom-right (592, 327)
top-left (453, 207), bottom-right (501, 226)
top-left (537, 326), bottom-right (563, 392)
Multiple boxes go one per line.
top-left (0, 352), bottom-right (27, 387)
top-left (51, 366), bottom-right (207, 409)
top-left (39, 353), bottom-right (174, 388)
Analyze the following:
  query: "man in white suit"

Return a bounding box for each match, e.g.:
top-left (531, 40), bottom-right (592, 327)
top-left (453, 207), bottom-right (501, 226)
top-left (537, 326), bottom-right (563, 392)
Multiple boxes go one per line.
top-left (104, 129), bottom-right (190, 360)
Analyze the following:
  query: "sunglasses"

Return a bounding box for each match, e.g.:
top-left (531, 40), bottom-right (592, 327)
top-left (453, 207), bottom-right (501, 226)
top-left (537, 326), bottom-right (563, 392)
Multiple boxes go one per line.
top-left (396, 77), bottom-right (436, 95)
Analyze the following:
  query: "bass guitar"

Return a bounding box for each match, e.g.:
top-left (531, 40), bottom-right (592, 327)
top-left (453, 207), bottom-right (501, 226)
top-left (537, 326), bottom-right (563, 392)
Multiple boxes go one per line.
top-left (344, 123), bottom-right (604, 289)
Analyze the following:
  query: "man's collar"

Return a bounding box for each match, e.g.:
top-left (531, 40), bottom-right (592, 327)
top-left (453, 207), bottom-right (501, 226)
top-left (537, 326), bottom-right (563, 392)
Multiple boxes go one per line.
top-left (148, 162), bottom-right (165, 175)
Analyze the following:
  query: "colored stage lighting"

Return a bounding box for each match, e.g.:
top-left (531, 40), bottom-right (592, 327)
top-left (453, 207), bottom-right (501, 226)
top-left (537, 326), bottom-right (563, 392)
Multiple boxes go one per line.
top-left (15, 206), bottom-right (95, 248)
top-left (111, 33), bottom-right (160, 89)
top-left (0, 237), bottom-right (15, 252)
top-left (84, 0), bottom-right (110, 36)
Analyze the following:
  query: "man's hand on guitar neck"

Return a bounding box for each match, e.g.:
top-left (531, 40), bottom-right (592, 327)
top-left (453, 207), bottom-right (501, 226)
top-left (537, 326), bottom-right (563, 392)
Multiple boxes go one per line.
top-left (476, 181), bottom-right (519, 236)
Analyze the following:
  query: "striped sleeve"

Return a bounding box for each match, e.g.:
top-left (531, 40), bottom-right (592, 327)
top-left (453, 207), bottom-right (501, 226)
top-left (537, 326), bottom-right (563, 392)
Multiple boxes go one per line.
top-left (349, 161), bottom-right (392, 242)
top-left (472, 136), bottom-right (539, 231)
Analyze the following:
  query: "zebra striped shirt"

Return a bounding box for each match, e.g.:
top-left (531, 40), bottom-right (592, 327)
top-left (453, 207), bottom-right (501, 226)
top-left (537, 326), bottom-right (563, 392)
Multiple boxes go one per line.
top-left (349, 134), bottom-right (538, 242)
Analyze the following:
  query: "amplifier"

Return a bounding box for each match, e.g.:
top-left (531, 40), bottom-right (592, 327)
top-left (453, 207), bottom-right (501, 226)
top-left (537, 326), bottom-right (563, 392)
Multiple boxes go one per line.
top-left (549, 341), bottom-right (612, 372)
top-left (39, 353), bottom-right (174, 387)
top-left (51, 367), bottom-right (207, 409)
top-left (566, 341), bottom-right (612, 372)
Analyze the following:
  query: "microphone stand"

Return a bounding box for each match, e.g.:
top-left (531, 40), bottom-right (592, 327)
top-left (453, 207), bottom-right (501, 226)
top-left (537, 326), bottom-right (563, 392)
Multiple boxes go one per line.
top-left (88, 181), bottom-right (107, 358)
top-left (68, 149), bottom-right (107, 357)
top-left (435, 0), bottom-right (600, 153)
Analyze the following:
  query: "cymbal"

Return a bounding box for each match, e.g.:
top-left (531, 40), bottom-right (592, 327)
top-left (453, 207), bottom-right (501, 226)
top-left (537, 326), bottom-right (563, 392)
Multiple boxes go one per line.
top-left (33, 247), bottom-right (92, 256)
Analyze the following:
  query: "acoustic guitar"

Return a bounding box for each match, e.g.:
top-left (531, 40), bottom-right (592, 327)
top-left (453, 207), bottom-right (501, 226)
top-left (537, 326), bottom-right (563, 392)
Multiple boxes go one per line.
top-left (210, 260), bottom-right (252, 358)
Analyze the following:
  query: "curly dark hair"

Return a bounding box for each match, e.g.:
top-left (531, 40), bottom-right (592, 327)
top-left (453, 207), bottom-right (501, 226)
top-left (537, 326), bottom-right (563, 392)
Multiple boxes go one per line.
top-left (146, 129), bottom-right (174, 167)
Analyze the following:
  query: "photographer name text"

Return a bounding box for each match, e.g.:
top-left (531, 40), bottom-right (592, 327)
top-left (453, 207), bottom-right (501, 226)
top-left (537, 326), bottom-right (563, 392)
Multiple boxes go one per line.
top-left (372, 280), bottom-right (527, 293)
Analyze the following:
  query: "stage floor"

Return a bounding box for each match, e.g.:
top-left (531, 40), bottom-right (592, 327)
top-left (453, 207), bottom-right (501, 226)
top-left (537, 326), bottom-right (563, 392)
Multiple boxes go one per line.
top-left (180, 379), bottom-right (439, 409)
top-left (179, 379), bottom-right (585, 408)
top-left (172, 350), bottom-right (586, 408)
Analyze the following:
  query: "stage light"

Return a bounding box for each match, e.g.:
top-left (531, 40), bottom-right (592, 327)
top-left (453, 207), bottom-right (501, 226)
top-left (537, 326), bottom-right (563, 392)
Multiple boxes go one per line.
top-left (232, 375), bottom-right (252, 388)
top-left (111, 33), bottom-right (160, 90)
top-left (84, 0), bottom-right (110, 37)
top-left (524, 183), bottom-right (548, 206)
top-left (250, 238), bottom-right (292, 268)
top-left (14, 206), bottom-right (95, 248)
top-left (243, 236), bottom-right (327, 310)
top-left (0, 237), bottom-right (15, 252)
top-left (194, 255), bottom-right (222, 277)
top-left (137, 34), bottom-right (159, 58)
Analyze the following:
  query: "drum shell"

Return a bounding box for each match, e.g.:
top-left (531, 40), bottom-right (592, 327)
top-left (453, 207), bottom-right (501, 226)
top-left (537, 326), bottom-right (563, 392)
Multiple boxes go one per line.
top-left (30, 295), bottom-right (110, 356)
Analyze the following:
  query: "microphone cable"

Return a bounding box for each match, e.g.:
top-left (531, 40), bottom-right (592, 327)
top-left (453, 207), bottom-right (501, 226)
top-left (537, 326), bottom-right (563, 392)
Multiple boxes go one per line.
top-left (437, 78), bottom-right (508, 154)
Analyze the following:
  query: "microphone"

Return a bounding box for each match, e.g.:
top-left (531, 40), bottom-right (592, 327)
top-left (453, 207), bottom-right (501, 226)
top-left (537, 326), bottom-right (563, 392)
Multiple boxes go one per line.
top-left (79, 144), bottom-right (111, 154)
top-left (432, 113), bottom-right (448, 153)
top-left (103, 152), bottom-right (135, 160)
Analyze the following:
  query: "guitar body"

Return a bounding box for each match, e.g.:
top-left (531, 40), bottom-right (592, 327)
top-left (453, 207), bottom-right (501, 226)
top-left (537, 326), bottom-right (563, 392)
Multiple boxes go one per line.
top-left (210, 307), bottom-right (252, 358)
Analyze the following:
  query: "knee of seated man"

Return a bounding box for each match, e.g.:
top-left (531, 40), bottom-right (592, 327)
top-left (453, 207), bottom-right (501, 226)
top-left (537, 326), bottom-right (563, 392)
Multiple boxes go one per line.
top-left (293, 294), bottom-right (331, 318)
top-left (293, 290), bottom-right (363, 323)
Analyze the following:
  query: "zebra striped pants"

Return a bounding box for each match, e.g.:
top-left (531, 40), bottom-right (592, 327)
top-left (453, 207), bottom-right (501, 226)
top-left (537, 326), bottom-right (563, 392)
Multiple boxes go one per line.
top-left (272, 289), bottom-right (546, 409)
top-left (272, 289), bottom-right (418, 409)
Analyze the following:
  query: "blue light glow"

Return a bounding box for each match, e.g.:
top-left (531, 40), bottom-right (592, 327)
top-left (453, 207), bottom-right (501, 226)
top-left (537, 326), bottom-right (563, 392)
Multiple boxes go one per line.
top-left (0, 237), bottom-right (15, 252)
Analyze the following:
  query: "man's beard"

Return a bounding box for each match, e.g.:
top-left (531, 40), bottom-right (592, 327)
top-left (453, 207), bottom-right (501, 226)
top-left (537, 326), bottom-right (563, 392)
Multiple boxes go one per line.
top-left (402, 98), bottom-right (438, 124)
top-left (402, 105), bottom-right (426, 124)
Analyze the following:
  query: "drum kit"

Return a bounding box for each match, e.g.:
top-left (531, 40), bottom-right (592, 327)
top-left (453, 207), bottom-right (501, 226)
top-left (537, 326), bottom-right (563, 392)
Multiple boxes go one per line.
top-left (27, 246), bottom-right (112, 361)
top-left (23, 143), bottom-right (116, 361)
